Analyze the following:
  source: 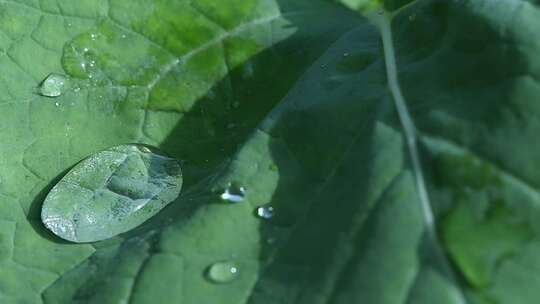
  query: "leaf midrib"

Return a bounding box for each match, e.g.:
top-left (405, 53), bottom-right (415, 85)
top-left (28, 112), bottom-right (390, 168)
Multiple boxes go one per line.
top-left (373, 8), bottom-right (468, 304)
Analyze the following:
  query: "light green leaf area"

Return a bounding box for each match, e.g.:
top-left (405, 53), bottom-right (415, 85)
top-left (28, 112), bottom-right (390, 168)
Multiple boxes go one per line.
top-left (2, 0), bottom-right (540, 303)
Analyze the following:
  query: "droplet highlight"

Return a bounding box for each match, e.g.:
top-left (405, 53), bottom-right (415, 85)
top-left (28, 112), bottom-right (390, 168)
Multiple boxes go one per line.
top-left (39, 73), bottom-right (67, 97)
top-left (256, 204), bottom-right (274, 219)
top-left (206, 261), bottom-right (239, 283)
top-left (220, 185), bottom-right (245, 203)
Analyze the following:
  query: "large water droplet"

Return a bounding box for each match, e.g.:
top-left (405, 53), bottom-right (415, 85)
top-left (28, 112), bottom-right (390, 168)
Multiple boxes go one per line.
top-left (206, 261), bottom-right (239, 283)
top-left (220, 185), bottom-right (245, 203)
top-left (256, 204), bottom-right (274, 219)
top-left (41, 144), bottom-right (182, 243)
top-left (39, 73), bottom-right (67, 97)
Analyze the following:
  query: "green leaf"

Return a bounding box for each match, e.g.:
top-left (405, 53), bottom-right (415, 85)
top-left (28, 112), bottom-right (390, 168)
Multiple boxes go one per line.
top-left (2, 0), bottom-right (540, 303)
top-left (337, 0), bottom-right (417, 14)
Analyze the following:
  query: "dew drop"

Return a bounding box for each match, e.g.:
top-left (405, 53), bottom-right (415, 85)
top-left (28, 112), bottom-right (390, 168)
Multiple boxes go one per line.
top-left (242, 62), bottom-right (254, 78)
top-left (90, 33), bottom-right (97, 41)
top-left (41, 144), bottom-right (183, 242)
top-left (343, 52), bottom-right (350, 57)
top-left (54, 102), bottom-right (59, 107)
top-left (220, 185), bottom-right (245, 203)
top-left (256, 204), bottom-right (274, 219)
top-left (206, 261), bottom-right (239, 283)
top-left (39, 73), bottom-right (67, 97)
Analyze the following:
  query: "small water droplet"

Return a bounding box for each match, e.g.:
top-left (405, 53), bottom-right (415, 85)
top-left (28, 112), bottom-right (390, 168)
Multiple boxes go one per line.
top-left (408, 13), bottom-right (417, 21)
top-left (343, 52), bottom-right (349, 57)
top-left (206, 89), bottom-right (216, 100)
top-left (83, 47), bottom-right (89, 53)
top-left (256, 204), bottom-right (274, 219)
top-left (39, 73), bottom-right (67, 97)
top-left (206, 261), bottom-right (239, 284)
top-left (121, 34), bottom-right (127, 39)
top-left (73, 87), bottom-right (81, 93)
top-left (220, 185), bottom-right (245, 203)
top-left (54, 102), bottom-right (59, 107)
top-left (90, 33), bottom-right (97, 41)
top-left (242, 62), bottom-right (254, 78)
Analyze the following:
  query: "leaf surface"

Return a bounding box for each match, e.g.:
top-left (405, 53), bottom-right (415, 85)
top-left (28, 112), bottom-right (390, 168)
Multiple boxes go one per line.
top-left (1, 0), bottom-right (540, 303)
